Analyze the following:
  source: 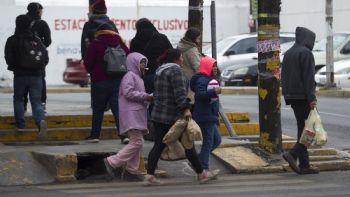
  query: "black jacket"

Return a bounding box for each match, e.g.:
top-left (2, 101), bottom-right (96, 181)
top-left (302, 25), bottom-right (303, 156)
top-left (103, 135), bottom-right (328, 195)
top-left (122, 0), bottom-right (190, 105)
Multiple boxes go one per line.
top-left (130, 28), bottom-right (173, 75)
top-left (26, 13), bottom-right (51, 47)
top-left (281, 27), bottom-right (316, 103)
top-left (5, 31), bottom-right (47, 76)
top-left (80, 15), bottom-right (118, 59)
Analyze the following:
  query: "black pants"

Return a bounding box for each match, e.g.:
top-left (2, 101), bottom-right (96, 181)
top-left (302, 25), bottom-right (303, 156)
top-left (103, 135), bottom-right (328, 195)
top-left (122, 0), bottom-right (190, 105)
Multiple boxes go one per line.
top-left (147, 121), bottom-right (204, 175)
top-left (287, 99), bottom-right (311, 168)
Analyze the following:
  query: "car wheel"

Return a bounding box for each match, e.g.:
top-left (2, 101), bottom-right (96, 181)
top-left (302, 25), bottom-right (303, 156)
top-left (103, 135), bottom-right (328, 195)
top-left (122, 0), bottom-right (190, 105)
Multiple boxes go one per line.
top-left (79, 83), bottom-right (88, 88)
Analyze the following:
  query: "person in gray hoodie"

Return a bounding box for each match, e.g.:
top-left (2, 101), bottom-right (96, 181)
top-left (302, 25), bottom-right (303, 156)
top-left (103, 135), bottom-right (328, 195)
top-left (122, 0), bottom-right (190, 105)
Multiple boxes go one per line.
top-left (281, 26), bottom-right (319, 175)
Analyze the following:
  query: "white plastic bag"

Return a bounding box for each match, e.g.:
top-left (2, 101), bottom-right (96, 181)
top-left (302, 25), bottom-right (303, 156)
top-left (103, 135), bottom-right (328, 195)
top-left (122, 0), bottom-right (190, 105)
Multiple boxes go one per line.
top-left (299, 108), bottom-right (327, 147)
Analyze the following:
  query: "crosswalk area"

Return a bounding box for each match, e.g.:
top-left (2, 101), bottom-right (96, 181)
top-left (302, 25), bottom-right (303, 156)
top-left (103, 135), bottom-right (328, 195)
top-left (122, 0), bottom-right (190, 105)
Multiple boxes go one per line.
top-left (35, 173), bottom-right (350, 197)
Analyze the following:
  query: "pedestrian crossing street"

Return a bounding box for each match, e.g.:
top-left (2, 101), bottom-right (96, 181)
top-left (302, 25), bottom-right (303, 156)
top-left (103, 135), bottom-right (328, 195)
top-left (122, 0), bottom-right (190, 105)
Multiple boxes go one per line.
top-left (36, 173), bottom-right (350, 197)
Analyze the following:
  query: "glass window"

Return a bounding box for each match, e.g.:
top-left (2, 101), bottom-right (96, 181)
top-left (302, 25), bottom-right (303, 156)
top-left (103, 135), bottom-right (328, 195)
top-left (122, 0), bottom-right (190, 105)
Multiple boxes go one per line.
top-left (280, 37), bottom-right (295, 44)
top-left (341, 41), bottom-right (350, 54)
top-left (226, 38), bottom-right (257, 55)
top-left (313, 34), bottom-right (349, 52)
top-left (203, 37), bottom-right (238, 55)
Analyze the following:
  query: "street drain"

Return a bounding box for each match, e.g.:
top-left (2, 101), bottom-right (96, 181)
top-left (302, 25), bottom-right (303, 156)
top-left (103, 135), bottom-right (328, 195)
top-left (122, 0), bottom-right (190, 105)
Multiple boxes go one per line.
top-left (3, 141), bottom-right (79, 146)
top-left (76, 152), bottom-right (115, 180)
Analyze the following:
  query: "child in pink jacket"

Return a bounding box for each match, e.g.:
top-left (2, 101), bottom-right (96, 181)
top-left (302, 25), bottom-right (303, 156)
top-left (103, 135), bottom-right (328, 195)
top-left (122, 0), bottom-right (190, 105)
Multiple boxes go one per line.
top-left (104, 52), bottom-right (153, 181)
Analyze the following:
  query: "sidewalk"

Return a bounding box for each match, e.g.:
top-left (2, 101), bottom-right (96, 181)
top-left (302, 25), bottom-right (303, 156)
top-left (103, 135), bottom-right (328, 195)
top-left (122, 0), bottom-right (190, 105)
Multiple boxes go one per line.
top-left (1, 85), bottom-right (350, 98)
top-left (0, 85), bottom-right (350, 186)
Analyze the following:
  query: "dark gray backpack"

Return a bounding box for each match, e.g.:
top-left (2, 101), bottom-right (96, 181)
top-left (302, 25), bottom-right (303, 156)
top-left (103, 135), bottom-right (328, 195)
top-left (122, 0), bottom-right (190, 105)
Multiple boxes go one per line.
top-left (103, 45), bottom-right (127, 78)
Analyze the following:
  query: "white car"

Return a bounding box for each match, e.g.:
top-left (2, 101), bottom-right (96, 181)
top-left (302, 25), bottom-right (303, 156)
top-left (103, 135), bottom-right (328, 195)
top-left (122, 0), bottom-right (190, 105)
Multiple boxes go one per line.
top-left (315, 58), bottom-right (350, 88)
top-left (203, 33), bottom-right (295, 71)
top-left (312, 33), bottom-right (350, 71)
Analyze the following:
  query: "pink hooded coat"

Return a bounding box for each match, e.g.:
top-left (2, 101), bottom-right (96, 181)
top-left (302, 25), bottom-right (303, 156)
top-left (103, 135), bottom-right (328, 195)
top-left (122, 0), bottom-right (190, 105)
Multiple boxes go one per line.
top-left (118, 52), bottom-right (150, 135)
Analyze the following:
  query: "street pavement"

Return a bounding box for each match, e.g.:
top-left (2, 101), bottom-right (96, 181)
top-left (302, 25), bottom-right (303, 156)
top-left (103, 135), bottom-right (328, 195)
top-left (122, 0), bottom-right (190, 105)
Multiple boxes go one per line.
top-left (1, 171), bottom-right (350, 197)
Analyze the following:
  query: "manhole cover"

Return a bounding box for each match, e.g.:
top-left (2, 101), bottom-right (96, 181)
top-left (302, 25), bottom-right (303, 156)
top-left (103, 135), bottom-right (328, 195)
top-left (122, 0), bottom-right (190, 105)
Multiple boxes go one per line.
top-left (3, 141), bottom-right (79, 146)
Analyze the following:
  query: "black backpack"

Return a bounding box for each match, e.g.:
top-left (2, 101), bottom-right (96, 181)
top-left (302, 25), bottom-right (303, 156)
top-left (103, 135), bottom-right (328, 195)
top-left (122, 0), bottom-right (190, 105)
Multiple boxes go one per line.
top-left (103, 44), bottom-right (127, 78)
top-left (18, 35), bottom-right (48, 70)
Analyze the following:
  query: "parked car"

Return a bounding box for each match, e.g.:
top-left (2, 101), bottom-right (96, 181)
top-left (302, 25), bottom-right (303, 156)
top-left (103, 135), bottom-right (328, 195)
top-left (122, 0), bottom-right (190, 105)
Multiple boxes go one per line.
top-left (315, 58), bottom-right (350, 88)
top-left (63, 58), bottom-right (89, 87)
top-left (221, 59), bottom-right (258, 86)
top-left (313, 32), bottom-right (350, 71)
top-left (203, 33), bottom-right (295, 71)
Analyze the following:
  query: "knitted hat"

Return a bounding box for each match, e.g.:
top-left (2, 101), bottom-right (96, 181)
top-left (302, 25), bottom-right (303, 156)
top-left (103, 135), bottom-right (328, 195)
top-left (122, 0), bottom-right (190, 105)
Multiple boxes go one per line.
top-left (27, 2), bottom-right (43, 14)
top-left (92, 0), bottom-right (107, 14)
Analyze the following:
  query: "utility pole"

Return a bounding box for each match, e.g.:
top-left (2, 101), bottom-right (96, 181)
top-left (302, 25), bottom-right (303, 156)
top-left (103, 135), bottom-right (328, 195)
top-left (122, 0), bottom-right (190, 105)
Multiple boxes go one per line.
top-left (257, 0), bottom-right (282, 153)
top-left (188, 0), bottom-right (204, 52)
top-left (325, 0), bottom-right (335, 88)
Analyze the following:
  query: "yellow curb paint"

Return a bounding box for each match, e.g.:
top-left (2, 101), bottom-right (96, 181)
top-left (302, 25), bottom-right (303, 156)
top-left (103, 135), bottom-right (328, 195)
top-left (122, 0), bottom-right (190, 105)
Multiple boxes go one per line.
top-left (308, 148), bottom-right (338, 156)
top-left (0, 128), bottom-right (119, 142)
top-left (219, 123), bottom-right (259, 136)
top-left (219, 112), bottom-right (250, 123)
top-left (0, 115), bottom-right (117, 129)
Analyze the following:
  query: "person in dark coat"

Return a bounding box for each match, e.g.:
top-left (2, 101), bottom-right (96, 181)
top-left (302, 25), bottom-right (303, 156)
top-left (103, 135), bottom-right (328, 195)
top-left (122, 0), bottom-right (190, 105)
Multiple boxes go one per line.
top-left (129, 18), bottom-right (173, 94)
top-left (281, 26), bottom-right (319, 175)
top-left (4, 14), bottom-right (48, 140)
top-left (83, 23), bottom-right (129, 143)
top-left (80, 0), bottom-right (118, 60)
top-left (23, 2), bottom-right (51, 112)
top-left (190, 56), bottom-right (222, 171)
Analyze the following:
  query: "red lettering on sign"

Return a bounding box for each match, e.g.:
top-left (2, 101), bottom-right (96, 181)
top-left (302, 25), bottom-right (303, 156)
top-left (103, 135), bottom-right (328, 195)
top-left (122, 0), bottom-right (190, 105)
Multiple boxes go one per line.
top-left (53, 18), bottom-right (187, 31)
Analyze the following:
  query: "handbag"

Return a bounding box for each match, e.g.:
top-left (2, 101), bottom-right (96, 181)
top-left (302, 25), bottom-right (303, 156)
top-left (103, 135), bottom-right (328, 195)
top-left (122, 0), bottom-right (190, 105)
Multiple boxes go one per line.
top-left (299, 108), bottom-right (327, 147)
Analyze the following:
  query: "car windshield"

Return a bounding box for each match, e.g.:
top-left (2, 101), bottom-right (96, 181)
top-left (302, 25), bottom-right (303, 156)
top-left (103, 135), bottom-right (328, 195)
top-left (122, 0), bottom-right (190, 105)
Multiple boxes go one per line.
top-left (203, 37), bottom-right (238, 55)
top-left (313, 34), bottom-right (349, 52)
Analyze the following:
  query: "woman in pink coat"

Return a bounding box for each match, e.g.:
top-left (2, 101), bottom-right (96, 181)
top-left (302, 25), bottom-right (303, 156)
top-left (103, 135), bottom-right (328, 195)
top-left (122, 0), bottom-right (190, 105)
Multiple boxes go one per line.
top-left (104, 52), bottom-right (153, 181)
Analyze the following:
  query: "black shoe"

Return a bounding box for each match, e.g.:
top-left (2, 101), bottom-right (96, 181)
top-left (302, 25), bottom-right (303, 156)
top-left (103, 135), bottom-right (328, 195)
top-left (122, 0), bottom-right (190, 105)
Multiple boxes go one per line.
top-left (122, 170), bottom-right (143, 182)
top-left (282, 152), bottom-right (300, 174)
top-left (300, 166), bottom-right (320, 174)
top-left (104, 158), bottom-right (115, 181)
top-left (85, 135), bottom-right (99, 143)
top-left (114, 166), bottom-right (125, 180)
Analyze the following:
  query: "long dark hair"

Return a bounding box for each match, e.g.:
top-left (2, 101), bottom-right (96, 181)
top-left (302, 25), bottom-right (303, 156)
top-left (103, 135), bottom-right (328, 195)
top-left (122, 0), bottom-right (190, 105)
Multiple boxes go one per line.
top-left (158, 49), bottom-right (181, 65)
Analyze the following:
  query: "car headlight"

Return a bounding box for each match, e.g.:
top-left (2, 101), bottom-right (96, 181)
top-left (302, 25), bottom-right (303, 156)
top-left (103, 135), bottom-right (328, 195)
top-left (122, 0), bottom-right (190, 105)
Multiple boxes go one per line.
top-left (232, 67), bottom-right (249, 75)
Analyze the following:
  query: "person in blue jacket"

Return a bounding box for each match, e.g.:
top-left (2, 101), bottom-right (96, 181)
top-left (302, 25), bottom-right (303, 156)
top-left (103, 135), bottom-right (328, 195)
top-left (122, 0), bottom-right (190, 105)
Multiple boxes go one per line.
top-left (190, 56), bottom-right (222, 172)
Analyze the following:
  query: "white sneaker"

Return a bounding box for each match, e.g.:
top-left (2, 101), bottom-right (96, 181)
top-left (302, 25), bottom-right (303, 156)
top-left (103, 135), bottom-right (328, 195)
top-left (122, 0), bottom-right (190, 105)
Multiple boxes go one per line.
top-left (198, 169), bottom-right (219, 184)
top-left (143, 175), bottom-right (163, 186)
top-left (37, 120), bottom-right (47, 140)
top-left (15, 127), bottom-right (26, 132)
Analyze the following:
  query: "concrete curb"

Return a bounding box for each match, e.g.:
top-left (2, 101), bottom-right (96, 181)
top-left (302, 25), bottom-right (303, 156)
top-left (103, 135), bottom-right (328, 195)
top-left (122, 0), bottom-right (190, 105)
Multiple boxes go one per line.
top-left (32, 152), bottom-right (77, 182)
top-left (1, 86), bottom-right (350, 98)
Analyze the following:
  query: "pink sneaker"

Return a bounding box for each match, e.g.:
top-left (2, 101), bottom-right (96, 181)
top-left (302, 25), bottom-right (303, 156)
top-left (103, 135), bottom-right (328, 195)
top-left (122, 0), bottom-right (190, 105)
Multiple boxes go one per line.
top-left (198, 169), bottom-right (219, 184)
top-left (143, 174), bottom-right (163, 186)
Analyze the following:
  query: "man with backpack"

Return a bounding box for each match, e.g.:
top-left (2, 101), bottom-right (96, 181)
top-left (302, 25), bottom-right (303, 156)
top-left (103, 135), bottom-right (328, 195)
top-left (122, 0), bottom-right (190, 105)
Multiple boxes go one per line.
top-left (23, 2), bottom-right (51, 112)
top-left (4, 15), bottom-right (49, 140)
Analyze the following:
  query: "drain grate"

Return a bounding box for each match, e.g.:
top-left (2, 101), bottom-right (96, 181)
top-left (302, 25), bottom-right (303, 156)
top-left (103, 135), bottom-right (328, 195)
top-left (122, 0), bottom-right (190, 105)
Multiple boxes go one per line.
top-left (76, 152), bottom-right (115, 180)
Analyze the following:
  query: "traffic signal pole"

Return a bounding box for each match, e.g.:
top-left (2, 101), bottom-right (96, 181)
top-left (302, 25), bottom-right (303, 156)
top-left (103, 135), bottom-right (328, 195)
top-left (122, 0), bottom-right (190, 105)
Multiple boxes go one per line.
top-left (257, 0), bottom-right (283, 153)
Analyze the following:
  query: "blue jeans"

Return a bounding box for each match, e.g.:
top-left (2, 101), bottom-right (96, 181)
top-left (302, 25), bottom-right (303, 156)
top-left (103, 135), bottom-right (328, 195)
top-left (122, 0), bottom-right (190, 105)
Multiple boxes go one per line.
top-left (90, 79), bottom-right (121, 137)
top-left (13, 75), bottom-right (44, 128)
top-left (198, 122), bottom-right (222, 170)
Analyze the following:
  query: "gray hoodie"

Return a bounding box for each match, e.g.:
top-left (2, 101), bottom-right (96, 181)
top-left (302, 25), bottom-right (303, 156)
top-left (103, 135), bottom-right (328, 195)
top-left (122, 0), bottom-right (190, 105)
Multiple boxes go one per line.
top-left (281, 27), bottom-right (316, 103)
